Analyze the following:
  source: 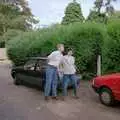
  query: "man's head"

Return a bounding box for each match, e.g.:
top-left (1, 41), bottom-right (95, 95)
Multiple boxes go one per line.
top-left (57, 44), bottom-right (64, 52)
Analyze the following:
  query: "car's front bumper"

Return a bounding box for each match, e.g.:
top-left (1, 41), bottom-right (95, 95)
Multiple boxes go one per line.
top-left (92, 85), bottom-right (99, 93)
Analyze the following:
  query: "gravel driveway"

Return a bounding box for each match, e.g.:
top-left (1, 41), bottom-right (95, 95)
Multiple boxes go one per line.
top-left (0, 64), bottom-right (120, 120)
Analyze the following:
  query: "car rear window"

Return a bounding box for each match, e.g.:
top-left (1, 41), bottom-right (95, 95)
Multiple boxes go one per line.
top-left (36, 59), bottom-right (47, 71)
top-left (24, 60), bottom-right (37, 70)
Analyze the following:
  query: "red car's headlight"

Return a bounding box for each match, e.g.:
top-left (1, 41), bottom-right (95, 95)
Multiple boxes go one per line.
top-left (92, 79), bottom-right (95, 85)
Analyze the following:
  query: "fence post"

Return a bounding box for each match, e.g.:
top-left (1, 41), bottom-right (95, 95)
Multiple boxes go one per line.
top-left (97, 55), bottom-right (101, 76)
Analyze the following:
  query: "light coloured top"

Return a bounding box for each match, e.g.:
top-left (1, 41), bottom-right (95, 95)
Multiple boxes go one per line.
top-left (48, 50), bottom-right (63, 67)
top-left (62, 55), bottom-right (76, 74)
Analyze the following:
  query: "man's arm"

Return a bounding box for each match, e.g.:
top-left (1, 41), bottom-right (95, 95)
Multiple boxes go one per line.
top-left (48, 52), bottom-right (55, 60)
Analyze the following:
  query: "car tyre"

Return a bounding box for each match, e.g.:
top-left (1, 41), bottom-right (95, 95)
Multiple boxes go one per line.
top-left (99, 87), bottom-right (115, 106)
top-left (14, 74), bottom-right (21, 85)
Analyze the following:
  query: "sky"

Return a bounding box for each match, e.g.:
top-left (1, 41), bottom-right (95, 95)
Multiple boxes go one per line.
top-left (28, 0), bottom-right (120, 26)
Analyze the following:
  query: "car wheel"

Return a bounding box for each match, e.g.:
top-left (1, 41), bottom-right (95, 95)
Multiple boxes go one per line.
top-left (13, 74), bottom-right (21, 85)
top-left (99, 87), bottom-right (115, 106)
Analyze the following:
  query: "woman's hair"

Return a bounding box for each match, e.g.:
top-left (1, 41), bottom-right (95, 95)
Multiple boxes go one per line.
top-left (62, 48), bottom-right (73, 55)
top-left (62, 51), bottom-right (67, 56)
top-left (67, 48), bottom-right (73, 53)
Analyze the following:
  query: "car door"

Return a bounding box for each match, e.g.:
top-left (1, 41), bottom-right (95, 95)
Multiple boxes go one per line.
top-left (114, 77), bottom-right (120, 100)
top-left (21, 59), bottom-right (38, 85)
top-left (33, 59), bottom-right (47, 88)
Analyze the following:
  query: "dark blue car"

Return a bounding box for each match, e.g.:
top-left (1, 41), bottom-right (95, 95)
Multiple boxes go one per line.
top-left (11, 57), bottom-right (80, 90)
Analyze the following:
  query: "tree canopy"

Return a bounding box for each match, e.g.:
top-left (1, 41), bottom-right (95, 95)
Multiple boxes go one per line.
top-left (0, 0), bottom-right (39, 47)
top-left (94, 0), bottom-right (116, 14)
top-left (108, 10), bottom-right (120, 21)
top-left (87, 0), bottom-right (117, 23)
top-left (62, 0), bottom-right (84, 25)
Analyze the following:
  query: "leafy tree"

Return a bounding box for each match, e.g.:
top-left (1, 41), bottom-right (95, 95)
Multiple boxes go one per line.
top-left (87, 0), bottom-right (117, 23)
top-left (113, 11), bottom-right (120, 18)
top-left (87, 10), bottom-right (107, 23)
top-left (0, 4), bottom-right (21, 34)
top-left (108, 10), bottom-right (120, 22)
top-left (0, 0), bottom-right (38, 31)
top-left (62, 0), bottom-right (84, 25)
top-left (94, 0), bottom-right (117, 15)
top-left (2, 29), bottom-right (23, 42)
top-left (0, 0), bottom-right (39, 47)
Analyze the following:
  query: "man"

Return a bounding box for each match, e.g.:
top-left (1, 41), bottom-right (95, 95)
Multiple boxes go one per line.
top-left (44, 44), bottom-right (64, 101)
top-left (62, 49), bottom-right (79, 99)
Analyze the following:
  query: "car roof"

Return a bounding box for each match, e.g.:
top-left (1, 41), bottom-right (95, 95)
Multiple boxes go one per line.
top-left (29, 57), bottom-right (48, 60)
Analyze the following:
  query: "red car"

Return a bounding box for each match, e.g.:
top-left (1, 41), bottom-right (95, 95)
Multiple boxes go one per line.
top-left (92, 73), bottom-right (120, 106)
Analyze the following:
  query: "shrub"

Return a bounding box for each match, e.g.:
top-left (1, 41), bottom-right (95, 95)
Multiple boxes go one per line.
top-left (64, 23), bottom-right (106, 79)
top-left (3, 29), bottom-right (23, 43)
top-left (102, 20), bottom-right (120, 74)
top-left (7, 26), bottom-right (66, 65)
top-left (7, 23), bottom-right (106, 79)
top-left (0, 36), bottom-right (5, 48)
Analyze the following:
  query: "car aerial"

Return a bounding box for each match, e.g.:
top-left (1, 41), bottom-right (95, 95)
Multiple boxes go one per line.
top-left (92, 73), bottom-right (120, 106)
top-left (11, 57), bottom-right (80, 90)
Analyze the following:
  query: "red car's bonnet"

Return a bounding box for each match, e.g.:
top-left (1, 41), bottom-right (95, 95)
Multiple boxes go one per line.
top-left (96, 73), bottom-right (120, 80)
top-left (93, 73), bottom-right (120, 87)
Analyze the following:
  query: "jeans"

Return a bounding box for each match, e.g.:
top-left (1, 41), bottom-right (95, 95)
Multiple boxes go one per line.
top-left (44, 65), bottom-right (58, 97)
top-left (63, 74), bottom-right (77, 96)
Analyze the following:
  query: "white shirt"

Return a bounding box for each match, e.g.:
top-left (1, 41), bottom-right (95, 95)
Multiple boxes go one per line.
top-left (62, 55), bottom-right (76, 74)
top-left (48, 50), bottom-right (63, 67)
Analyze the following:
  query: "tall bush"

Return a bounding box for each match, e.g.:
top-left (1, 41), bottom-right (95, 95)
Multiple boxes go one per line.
top-left (64, 23), bottom-right (105, 79)
top-left (7, 23), bottom-right (106, 79)
top-left (102, 20), bottom-right (120, 74)
top-left (7, 26), bottom-right (66, 65)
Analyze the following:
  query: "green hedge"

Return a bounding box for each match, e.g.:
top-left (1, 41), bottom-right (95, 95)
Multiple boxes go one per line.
top-left (102, 20), bottom-right (120, 74)
top-left (63, 23), bottom-right (105, 79)
top-left (7, 23), bottom-right (107, 79)
top-left (7, 26), bottom-right (66, 65)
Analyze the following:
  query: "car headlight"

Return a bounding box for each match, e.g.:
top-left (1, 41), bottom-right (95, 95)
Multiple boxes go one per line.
top-left (92, 79), bottom-right (95, 85)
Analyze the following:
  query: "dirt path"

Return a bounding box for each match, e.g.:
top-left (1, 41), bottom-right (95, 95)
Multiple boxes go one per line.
top-left (0, 64), bottom-right (120, 120)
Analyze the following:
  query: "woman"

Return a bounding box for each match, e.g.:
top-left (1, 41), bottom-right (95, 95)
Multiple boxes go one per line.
top-left (62, 49), bottom-right (79, 99)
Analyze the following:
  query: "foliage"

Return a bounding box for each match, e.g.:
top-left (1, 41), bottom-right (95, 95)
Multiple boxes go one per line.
top-left (64, 23), bottom-right (105, 78)
top-left (94, 0), bottom-right (117, 15)
top-left (0, 36), bottom-right (4, 48)
top-left (62, 0), bottom-right (84, 25)
top-left (8, 20), bottom-right (120, 78)
top-left (7, 23), bottom-right (106, 79)
top-left (0, 1), bottom-right (36, 32)
top-left (102, 20), bottom-right (120, 74)
top-left (108, 10), bottom-right (120, 22)
top-left (87, 0), bottom-right (117, 23)
top-left (2, 29), bottom-right (23, 43)
top-left (0, 1), bottom-right (39, 47)
top-left (87, 10), bottom-right (107, 24)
